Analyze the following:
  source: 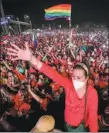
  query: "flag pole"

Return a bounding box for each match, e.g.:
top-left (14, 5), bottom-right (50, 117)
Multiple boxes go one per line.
top-left (69, 4), bottom-right (72, 31)
top-left (68, 5), bottom-right (72, 48)
top-left (69, 17), bottom-right (71, 32)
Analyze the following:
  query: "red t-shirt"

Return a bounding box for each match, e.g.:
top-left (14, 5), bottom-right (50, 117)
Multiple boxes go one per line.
top-left (29, 67), bottom-right (36, 73)
top-left (50, 82), bottom-right (60, 91)
top-left (12, 69), bottom-right (26, 81)
top-left (39, 63), bottom-right (99, 132)
top-left (40, 98), bottom-right (48, 111)
top-left (13, 94), bottom-right (30, 111)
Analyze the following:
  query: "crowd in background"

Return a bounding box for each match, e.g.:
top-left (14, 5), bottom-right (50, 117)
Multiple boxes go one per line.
top-left (0, 24), bottom-right (109, 132)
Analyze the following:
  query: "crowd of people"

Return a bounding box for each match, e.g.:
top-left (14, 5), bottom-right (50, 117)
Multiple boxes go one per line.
top-left (0, 24), bottom-right (109, 132)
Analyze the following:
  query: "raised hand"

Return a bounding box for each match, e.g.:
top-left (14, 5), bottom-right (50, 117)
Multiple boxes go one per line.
top-left (48, 46), bottom-right (53, 52)
top-left (2, 60), bottom-right (12, 70)
top-left (27, 85), bottom-right (31, 92)
top-left (7, 43), bottom-right (33, 61)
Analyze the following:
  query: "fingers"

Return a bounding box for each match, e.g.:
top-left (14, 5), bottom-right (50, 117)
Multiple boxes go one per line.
top-left (11, 57), bottom-right (19, 61)
top-left (10, 43), bottom-right (20, 51)
top-left (6, 50), bottom-right (18, 61)
top-left (7, 48), bottom-right (18, 54)
top-left (7, 52), bottom-right (18, 56)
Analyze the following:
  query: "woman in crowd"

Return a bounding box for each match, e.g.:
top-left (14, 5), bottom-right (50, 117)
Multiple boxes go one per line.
top-left (7, 43), bottom-right (98, 132)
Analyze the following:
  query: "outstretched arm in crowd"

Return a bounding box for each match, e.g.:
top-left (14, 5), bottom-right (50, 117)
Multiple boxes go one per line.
top-left (27, 85), bottom-right (48, 111)
top-left (42, 46), bottom-right (53, 61)
top-left (79, 50), bottom-right (83, 62)
top-left (27, 85), bottom-right (43, 103)
top-left (6, 43), bottom-right (71, 89)
top-left (70, 49), bottom-right (75, 59)
top-left (2, 60), bottom-right (12, 70)
top-left (98, 58), bottom-right (104, 69)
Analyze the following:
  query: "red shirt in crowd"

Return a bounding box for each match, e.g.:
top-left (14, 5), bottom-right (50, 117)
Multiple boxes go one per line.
top-left (13, 94), bottom-right (30, 112)
top-left (12, 69), bottom-right (26, 81)
top-left (39, 63), bottom-right (98, 132)
top-left (50, 82), bottom-right (60, 91)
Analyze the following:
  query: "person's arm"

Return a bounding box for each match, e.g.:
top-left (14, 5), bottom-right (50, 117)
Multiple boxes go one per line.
top-left (12, 83), bottom-right (20, 88)
top-left (30, 56), bottom-right (71, 88)
top-left (7, 85), bottom-right (18, 92)
top-left (88, 89), bottom-right (99, 132)
top-left (28, 85), bottom-right (43, 104)
top-left (2, 60), bottom-right (12, 70)
top-left (42, 46), bottom-right (53, 61)
top-left (70, 49), bottom-right (75, 59)
top-left (7, 43), bottom-right (71, 89)
top-left (98, 58), bottom-right (104, 68)
top-left (79, 51), bottom-right (83, 62)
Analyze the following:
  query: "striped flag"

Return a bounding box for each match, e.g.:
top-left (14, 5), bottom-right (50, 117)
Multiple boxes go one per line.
top-left (45, 4), bottom-right (71, 20)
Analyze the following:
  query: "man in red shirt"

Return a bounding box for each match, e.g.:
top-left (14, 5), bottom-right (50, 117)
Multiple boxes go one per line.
top-left (7, 43), bottom-right (99, 132)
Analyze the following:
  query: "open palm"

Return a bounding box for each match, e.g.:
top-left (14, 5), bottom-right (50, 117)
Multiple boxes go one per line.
top-left (7, 43), bottom-right (33, 61)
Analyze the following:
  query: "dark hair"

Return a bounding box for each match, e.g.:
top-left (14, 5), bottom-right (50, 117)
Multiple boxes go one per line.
top-left (8, 70), bottom-right (13, 73)
top-left (39, 84), bottom-right (52, 94)
top-left (73, 62), bottom-right (89, 78)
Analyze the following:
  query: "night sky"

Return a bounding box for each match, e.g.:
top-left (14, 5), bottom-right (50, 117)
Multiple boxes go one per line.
top-left (1, 0), bottom-right (109, 28)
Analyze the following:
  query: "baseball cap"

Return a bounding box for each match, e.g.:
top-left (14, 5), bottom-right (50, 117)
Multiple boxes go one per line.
top-left (31, 115), bottom-right (55, 132)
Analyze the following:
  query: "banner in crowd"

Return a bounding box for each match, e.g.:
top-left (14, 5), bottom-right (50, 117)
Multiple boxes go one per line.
top-left (44, 4), bottom-right (71, 20)
top-left (32, 31), bottom-right (37, 48)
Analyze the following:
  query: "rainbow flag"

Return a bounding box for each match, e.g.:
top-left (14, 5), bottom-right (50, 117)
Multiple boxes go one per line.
top-left (45, 4), bottom-right (71, 20)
